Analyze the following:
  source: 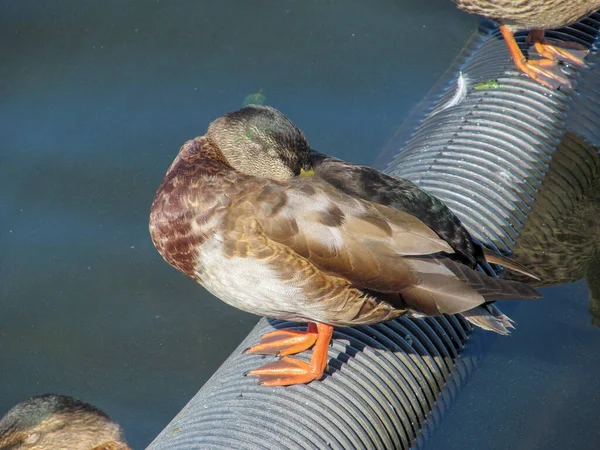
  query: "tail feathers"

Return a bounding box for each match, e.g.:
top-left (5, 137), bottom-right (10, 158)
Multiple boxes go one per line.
top-left (442, 258), bottom-right (542, 301)
top-left (400, 271), bottom-right (490, 316)
top-left (462, 304), bottom-right (516, 335)
top-left (398, 257), bottom-right (542, 319)
top-left (482, 248), bottom-right (540, 281)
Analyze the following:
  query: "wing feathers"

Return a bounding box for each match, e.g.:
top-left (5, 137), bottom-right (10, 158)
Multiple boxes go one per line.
top-left (228, 175), bottom-right (540, 326)
top-left (392, 257), bottom-right (540, 316)
top-left (438, 258), bottom-right (541, 300)
top-left (400, 272), bottom-right (486, 315)
top-left (249, 179), bottom-right (455, 293)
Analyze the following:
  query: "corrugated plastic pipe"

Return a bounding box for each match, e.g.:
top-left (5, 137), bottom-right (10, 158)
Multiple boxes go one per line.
top-left (148, 15), bottom-right (600, 450)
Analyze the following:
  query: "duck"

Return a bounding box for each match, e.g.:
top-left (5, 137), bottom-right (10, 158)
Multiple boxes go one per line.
top-left (453, 0), bottom-right (600, 89)
top-left (0, 394), bottom-right (129, 450)
top-left (497, 132), bottom-right (600, 326)
top-left (149, 105), bottom-right (541, 386)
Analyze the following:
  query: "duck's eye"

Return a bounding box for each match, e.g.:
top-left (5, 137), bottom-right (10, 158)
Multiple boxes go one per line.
top-left (23, 432), bottom-right (41, 445)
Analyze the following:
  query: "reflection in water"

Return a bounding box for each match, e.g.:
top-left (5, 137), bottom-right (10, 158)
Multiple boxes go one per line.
top-left (502, 132), bottom-right (600, 326)
top-left (589, 253), bottom-right (600, 326)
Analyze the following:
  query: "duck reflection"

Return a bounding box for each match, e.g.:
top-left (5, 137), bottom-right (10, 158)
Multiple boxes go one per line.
top-left (501, 131), bottom-right (600, 326)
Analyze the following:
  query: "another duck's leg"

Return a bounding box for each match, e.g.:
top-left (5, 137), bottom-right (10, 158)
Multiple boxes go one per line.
top-left (499, 25), bottom-right (570, 89)
top-left (246, 322), bottom-right (333, 386)
top-left (244, 322), bottom-right (318, 356)
top-left (528, 30), bottom-right (589, 68)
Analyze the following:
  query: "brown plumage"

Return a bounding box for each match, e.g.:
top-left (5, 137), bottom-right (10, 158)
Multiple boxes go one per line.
top-left (0, 395), bottom-right (129, 450)
top-left (499, 132), bottom-right (600, 326)
top-left (453, 0), bottom-right (600, 88)
top-left (149, 105), bottom-right (541, 386)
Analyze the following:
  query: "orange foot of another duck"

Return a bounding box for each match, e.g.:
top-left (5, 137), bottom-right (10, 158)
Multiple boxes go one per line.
top-left (245, 322), bottom-right (333, 386)
top-left (528, 30), bottom-right (589, 68)
top-left (499, 25), bottom-right (571, 90)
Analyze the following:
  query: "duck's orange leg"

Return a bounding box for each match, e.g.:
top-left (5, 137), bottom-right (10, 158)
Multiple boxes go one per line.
top-left (245, 322), bottom-right (333, 386)
top-left (499, 25), bottom-right (570, 89)
top-left (528, 30), bottom-right (589, 67)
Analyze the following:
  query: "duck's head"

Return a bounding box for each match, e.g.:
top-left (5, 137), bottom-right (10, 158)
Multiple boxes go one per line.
top-left (206, 105), bottom-right (312, 181)
top-left (0, 394), bottom-right (128, 450)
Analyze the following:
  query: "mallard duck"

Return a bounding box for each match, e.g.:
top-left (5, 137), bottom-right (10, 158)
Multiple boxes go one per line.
top-left (0, 394), bottom-right (129, 450)
top-left (149, 105), bottom-right (540, 386)
top-left (453, 0), bottom-right (600, 88)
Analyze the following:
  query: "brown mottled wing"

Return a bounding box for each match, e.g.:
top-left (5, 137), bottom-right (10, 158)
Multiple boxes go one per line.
top-left (236, 177), bottom-right (454, 294)
top-left (233, 177), bottom-right (540, 316)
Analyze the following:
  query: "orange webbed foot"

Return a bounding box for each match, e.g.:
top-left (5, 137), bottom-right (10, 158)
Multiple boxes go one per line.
top-left (246, 356), bottom-right (323, 386)
top-left (529, 30), bottom-right (589, 67)
top-left (244, 323), bottom-right (318, 356)
top-left (517, 58), bottom-right (571, 90)
top-left (500, 25), bottom-right (571, 89)
top-left (245, 322), bottom-right (333, 386)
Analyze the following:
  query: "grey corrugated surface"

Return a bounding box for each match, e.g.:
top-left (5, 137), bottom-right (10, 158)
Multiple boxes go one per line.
top-left (385, 18), bottom-right (600, 253)
top-left (148, 316), bottom-right (475, 450)
top-left (148, 16), bottom-right (600, 450)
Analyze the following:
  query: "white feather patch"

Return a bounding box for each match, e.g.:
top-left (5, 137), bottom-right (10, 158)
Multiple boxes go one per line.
top-left (195, 233), bottom-right (306, 318)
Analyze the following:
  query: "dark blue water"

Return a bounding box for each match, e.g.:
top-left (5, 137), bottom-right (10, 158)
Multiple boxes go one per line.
top-left (1, 1), bottom-right (598, 449)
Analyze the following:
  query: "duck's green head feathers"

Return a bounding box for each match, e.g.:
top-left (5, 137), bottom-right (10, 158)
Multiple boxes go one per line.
top-left (206, 105), bottom-right (312, 181)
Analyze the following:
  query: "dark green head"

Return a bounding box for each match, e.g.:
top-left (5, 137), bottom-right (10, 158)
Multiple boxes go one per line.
top-left (206, 105), bottom-right (312, 180)
top-left (0, 394), bottom-right (127, 450)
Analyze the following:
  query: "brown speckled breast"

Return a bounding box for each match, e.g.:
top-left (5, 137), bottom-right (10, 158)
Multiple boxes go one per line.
top-left (149, 137), bottom-right (236, 279)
